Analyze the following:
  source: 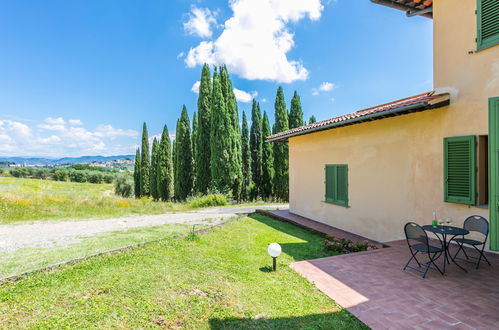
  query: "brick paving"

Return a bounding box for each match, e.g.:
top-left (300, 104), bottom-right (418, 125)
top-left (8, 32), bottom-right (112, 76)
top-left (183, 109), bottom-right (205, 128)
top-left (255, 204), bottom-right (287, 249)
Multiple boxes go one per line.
top-left (292, 239), bottom-right (499, 329)
top-left (257, 209), bottom-right (383, 248)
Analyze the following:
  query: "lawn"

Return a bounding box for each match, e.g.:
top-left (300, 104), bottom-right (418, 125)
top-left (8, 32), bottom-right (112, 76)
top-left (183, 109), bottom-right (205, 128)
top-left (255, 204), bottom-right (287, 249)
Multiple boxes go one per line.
top-left (0, 214), bottom-right (366, 329)
top-left (0, 177), bottom-right (281, 224)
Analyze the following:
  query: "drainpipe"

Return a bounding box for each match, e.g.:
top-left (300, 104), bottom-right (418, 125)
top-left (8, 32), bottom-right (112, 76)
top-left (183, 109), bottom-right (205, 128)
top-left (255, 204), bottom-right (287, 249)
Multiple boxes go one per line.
top-left (407, 7), bottom-right (433, 17)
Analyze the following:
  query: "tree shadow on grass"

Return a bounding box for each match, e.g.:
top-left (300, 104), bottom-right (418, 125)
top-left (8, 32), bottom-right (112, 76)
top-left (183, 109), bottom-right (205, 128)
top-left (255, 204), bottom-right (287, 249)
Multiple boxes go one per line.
top-left (209, 310), bottom-right (367, 329)
top-left (249, 214), bottom-right (331, 262)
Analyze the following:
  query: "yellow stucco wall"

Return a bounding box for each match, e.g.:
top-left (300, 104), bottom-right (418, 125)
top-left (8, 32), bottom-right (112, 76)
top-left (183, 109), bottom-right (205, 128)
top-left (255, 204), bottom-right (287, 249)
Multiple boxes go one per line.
top-left (288, 0), bottom-right (499, 243)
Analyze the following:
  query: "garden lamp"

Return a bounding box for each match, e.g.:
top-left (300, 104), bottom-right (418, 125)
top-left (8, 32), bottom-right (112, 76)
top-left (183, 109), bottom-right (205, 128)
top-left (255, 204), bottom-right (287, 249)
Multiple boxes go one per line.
top-left (267, 243), bottom-right (282, 271)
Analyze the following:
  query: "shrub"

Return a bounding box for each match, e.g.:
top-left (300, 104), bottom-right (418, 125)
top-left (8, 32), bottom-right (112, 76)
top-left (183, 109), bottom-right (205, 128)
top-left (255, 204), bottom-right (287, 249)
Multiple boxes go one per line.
top-left (87, 172), bottom-right (103, 184)
top-left (323, 235), bottom-right (378, 254)
top-left (52, 169), bottom-right (69, 181)
top-left (103, 174), bottom-right (115, 184)
top-left (188, 194), bottom-right (228, 208)
top-left (33, 168), bottom-right (50, 179)
top-left (69, 170), bottom-right (88, 183)
top-left (10, 168), bottom-right (29, 178)
top-left (114, 175), bottom-right (133, 198)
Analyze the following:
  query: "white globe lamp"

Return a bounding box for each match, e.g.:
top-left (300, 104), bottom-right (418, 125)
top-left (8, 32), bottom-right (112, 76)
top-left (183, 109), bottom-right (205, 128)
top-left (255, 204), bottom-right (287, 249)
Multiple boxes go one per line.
top-left (267, 243), bottom-right (282, 271)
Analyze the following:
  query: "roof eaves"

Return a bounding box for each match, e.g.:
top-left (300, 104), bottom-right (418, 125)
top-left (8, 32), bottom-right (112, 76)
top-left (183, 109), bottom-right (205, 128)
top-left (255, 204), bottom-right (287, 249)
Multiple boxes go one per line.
top-left (267, 96), bottom-right (449, 142)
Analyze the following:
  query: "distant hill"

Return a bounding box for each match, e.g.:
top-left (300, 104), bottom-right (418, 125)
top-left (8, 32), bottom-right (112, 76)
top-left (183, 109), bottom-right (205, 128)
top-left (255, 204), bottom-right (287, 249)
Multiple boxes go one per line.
top-left (0, 155), bottom-right (135, 166)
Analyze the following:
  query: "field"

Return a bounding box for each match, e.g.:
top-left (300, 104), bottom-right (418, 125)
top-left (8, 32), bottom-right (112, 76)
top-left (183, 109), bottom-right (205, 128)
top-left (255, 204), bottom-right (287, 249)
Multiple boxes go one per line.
top-left (0, 177), bottom-right (220, 224)
top-left (0, 215), bottom-right (365, 329)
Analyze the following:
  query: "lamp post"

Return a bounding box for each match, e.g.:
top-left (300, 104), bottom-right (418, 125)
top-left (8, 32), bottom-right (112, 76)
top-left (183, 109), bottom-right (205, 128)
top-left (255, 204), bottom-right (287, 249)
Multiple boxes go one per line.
top-left (267, 243), bottom-right (282, 271)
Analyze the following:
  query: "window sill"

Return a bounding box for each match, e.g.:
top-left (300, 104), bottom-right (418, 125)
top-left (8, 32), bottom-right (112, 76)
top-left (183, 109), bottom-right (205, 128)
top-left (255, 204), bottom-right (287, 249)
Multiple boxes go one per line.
top-left (322, 200), bottom-right (349, 208)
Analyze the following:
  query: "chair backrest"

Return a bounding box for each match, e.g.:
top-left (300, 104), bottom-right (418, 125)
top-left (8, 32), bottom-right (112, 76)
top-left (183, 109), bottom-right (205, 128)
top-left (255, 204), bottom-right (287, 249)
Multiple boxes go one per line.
top-left (404, 222), bottom-right (429, 246)
top-left (463, 215), bottom-right (489, 237)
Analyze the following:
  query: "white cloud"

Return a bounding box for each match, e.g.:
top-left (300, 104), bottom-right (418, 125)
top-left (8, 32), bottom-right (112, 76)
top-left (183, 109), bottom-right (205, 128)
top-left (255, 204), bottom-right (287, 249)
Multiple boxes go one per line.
top-left (260, 98), bottom-right (267, 103)
top-left (0, 117), bottom-right (139, 157)
top-left (184, 7), bottom-right (217, 38)
top-left (68, 119), bottom-right (83, 125)
top-left (312, 81), bottom-right (337, 95)
top-left (185, 0), bottom-right (324, 83)
top-left (233, 88), bottom-right (258, 103)
top-left (191, 81), bottom-right (201, 94)
top-left (177, 51), bottom-right (185, 59)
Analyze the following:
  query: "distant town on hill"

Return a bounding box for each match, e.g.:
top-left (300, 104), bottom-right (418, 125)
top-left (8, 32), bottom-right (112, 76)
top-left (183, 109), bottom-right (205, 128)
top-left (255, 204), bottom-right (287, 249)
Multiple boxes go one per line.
top-left (0, 155), bottom-right (135, 166)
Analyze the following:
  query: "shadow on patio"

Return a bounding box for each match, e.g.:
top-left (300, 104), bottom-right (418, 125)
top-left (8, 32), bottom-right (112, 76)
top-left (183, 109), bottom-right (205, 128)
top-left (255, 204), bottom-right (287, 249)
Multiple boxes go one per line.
top-left (292, 239), bottom-right (499, 329)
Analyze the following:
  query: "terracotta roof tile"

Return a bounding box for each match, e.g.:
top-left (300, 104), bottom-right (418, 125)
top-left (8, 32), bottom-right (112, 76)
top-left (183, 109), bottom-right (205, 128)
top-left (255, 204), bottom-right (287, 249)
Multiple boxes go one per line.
top-left (267, 91), bottom-right (450, 142)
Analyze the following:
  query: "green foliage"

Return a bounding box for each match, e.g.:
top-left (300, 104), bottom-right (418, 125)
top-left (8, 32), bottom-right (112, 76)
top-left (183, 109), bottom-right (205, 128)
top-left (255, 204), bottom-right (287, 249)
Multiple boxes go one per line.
top-left (273, 86), bottom-right (289, 201)
top-left (241, 110), bottom-right (252, 200)
top-left (261, 111), bottom-right (275, 199)
top-left (174, 106), bottom-right (194, 201)
top-left (150, 138), bottom-right (159, 200)
top-left (140, 122), bottom-right (150, 197)
top-left (114, 175), bottom-right (134, 198)
top-left (309, 115), bottom-right (317, 124)
top-left (157, 125), bottom-right (174, 202)
top-left (249, 99), bottom-right (263, 199)
top-left (53, 168), bottom-right (69, 181)
top-left (195, 64), bottom-right (213, 195)
top-left (187, 193), bottom-right (228, 208)
top-left (219, 66), bottom-right (243, 200)
top-left (323, 236), bottom-right (378, 254)
top-left (133, 148), bottom-right (141, 198)
top-left (9, 167), bottom-right (29, 178)
top-left (87, 171), bottom-right (103, 184)
top-left (289, 91), bottom-right (304, 129)
top-left (68, 169), bottom-right (88, 183)
top-left (191, 111), bottom-right (198, 191)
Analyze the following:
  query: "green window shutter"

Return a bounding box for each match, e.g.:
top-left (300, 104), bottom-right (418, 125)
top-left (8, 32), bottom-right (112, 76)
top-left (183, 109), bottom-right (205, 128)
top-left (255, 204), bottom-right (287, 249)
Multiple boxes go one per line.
top-left (335, 165), bottom-right (348, 207)
top-left (325, 165), bottom-right (335, 203)
top-left (477, 0), bottom-right (499, 50)
top-left (444, 136), bottom-right (477, 205)
top-left (324, 164), bottom-right (349, 207)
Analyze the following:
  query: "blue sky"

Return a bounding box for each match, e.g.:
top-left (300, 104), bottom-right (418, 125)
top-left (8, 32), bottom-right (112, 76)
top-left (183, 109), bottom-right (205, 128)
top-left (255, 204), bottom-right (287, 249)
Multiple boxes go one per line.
top-left (0, 0), bottom-right (432, 157)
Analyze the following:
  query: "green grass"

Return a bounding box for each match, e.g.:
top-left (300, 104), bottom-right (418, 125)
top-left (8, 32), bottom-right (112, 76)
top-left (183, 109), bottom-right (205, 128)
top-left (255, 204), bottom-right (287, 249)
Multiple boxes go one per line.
top-left (0, 177), bottom-right (283, 224)
top-left (0, 223), bottom-right (199, 278)
top-left (0, 215), bottom-right (365, 329)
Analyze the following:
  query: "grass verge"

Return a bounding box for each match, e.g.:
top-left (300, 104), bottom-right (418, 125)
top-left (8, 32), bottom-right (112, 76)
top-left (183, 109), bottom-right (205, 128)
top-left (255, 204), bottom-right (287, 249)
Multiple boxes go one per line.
top-left (0, 214), bottom-right (364, 329)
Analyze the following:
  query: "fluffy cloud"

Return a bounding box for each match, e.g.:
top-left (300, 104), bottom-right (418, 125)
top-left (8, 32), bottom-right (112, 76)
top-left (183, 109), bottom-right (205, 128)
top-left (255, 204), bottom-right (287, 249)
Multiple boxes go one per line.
top-left (312, 81), bottom-right (337, 95)
top-left (0, 117), bottom-right (139, 157)
top-left (184, 7), bottom-right (217, 38)
top-left (185, 0), bottom-right (324, 83)
top-left (190, 80), bottom-right (257, 103)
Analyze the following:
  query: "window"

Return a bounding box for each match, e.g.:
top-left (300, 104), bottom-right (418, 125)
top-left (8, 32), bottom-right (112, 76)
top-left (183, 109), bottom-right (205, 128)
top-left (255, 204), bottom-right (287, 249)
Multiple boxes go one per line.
top-left (477, 0), bottom-right (499, 50)
top-left (444, 136), bottom-right (477, 205)
top-left (325, 164), bottom-right (348, 207)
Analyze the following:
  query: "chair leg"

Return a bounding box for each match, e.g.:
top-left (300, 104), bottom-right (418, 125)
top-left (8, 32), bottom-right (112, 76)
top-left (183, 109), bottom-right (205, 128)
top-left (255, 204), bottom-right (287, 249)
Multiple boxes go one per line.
top-left (474, 244), bottom-right (491, 269)
top-left (404, 251), bottom-right (420, 270)
top-left (422, 262), bottom-right (431, 278)
top-left (429, 253), bottom-right (444, 275)
top-left (452, 242), bottom-right (465, 261)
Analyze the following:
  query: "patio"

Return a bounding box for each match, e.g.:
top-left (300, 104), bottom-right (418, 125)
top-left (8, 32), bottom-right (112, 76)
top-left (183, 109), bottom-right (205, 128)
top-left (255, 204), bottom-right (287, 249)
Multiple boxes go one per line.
top-left (292, 239), bottom-right (499, 329)
top-left (260, 210), bottom-right (499, 329)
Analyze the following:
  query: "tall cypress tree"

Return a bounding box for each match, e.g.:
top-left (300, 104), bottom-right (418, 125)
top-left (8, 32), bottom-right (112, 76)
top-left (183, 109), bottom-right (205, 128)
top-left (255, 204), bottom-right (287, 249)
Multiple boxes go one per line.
top-left (191, 111), bottom-right (198, 192)
top-left (174, 106), bottom-right (194, 201)
top-left (195, 64), bottom-right (212, 194)
top-left (241, 110), bottom-right (251, 200)
top-left (261, 111), bottom-right (274, 200)
top-left (220, 66), bottom-right (243, 200)
top-left (150, 138), bottom-right (159, 200)
top-left (309, 115), bottom-right (317, 124)
top-left (249, 100), bottom-right (263, 198)
top-left (273, 87), bottom-right (289, 201)
top-left (157, 125), bottom-right (173, 202)
top-left (289, 91), bottom-right (304, 129)
top-left (210, 69), bottom-right (232, 194)
top-left (133, 148), bottom-right (141, 198)
top-left (140, 122), bottom-right (150, 197)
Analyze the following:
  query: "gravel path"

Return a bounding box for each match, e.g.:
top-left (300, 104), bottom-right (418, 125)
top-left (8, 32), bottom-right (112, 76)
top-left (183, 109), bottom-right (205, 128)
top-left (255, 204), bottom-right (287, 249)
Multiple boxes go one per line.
top-left (0, 204), bottom-right (288, 253)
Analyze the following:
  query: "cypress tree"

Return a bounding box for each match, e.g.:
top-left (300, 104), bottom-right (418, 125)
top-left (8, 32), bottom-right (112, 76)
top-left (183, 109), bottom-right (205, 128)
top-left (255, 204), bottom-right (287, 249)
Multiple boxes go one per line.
top-left (150, 138), bottom-right (159, 200)
top-left (157, 125), bottom-right (173, 202)
top-left (210, 69), bottom-right (232, 194)
top-left (191, 111), bottom-right (198, 191)
top-left (241, 110), bottom-right (251, 200)
top-left (195, 64), bottom-right (212, 194)
top-left (309, 115), bottom-right (317, 124)
top-left (174, 106), bottom-right (194, 201)
top-left (219, 65), bottom-right (243, 200)
top-left (289, 91), bottom-right (304, 129)
top-left (140, 122), bottom-right (150, 197)
top-left (133, 148), bottom-right (141, 198)
top-left (261, 111), bottom-right (274, 200)
top-left (273, 87), bottom-right (289, 201)
top-left (249, 100), bottom-right (263, 198)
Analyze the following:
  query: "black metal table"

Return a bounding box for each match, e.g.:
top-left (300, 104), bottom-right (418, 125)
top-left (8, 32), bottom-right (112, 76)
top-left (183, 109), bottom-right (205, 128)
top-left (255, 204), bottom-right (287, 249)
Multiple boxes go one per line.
top-left (422, 225), bottom-right (469, 273)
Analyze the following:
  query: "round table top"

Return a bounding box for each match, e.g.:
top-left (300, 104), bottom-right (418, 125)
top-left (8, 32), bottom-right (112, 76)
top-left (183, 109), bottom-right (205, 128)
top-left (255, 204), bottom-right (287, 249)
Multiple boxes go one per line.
top-left (422, 225), bottom-right (469, 236)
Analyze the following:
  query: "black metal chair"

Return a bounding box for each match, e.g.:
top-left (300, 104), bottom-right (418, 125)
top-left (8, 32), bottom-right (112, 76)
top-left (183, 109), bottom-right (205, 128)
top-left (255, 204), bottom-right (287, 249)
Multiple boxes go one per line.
top-left (403, 222), bottom-right (444, 278)
top-left (451, 215), bottom-right (491, 269)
